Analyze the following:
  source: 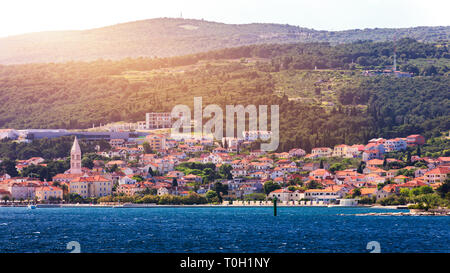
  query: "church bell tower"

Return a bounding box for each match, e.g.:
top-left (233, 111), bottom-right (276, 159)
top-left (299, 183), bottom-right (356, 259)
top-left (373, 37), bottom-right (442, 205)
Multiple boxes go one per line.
top-left (70, 136), bottom-right (82, 174)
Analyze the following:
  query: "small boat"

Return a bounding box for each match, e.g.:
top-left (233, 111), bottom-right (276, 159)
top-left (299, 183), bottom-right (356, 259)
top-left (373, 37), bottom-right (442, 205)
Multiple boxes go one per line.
top-left (27, 205), bottom-right (36, 210)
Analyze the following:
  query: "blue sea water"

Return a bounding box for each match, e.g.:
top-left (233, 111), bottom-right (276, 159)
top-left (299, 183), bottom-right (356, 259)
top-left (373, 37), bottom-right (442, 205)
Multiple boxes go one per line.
top-left (0, 207), bottom-right (448, 253)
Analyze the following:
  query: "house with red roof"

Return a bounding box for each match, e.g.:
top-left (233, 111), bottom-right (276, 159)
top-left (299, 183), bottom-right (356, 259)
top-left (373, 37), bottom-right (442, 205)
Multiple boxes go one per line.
top-left (366, 159), bottom-right (384, 168)
top-left (289, 148), bottom-right (306, 158)
top-left (376, 184), bottom-right (398, 200)
top-left (406, 134), bottom-right (425, 146)
top-left (304, 186), bottom-right (345, 203)
top-left (359, 187), bottom-right (377, 198)
top-left (424, 167), bottom-right (450, 183)
top-left (0, 189), bottom-right (11, 199)
top-left (116, 184), bottom-right (147, 196)
top-left (35, 186), bottom-right (63, 201)
top-left (310, 169), bottom-right (332, 180)
top-left (69, 175), bottom-right (112, 198)
top-left (384, 138), bottom-right (407, 152)
top-left (311, 147), bottom-right (333, 158)
top-left (393, 175), bottom-right (411, 183)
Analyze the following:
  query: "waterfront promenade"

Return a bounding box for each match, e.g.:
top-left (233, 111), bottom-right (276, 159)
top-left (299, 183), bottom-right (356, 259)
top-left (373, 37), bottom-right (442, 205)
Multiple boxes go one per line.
top-left (0, 202), bottom-right (405, 209)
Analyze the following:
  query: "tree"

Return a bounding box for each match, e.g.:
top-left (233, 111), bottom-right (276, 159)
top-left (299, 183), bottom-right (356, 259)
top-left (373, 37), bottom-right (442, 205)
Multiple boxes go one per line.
top-left (205, 190), bottom-right (219, 203)
top-left (263, 181), bottom-right (281, 195)
top-left (357, 161), bottom-right (365, 174)
top-left (0, 159), bottom-right (18, 177)
top-left (358, 196), bottom-right (376, 204)
top-left (202, 168), bottom-right (218, 183)
top-left (61, 184), bottom-right (68, 195)
top-left (143, 142), bottom-right (153, 154)
top-left (307, 180), bottom-right (321, 189)
top-left (406, 150), bottom-right (412, 165)
top-left (244, 193), bottom-right (266, 201)
top-left (172, 178), bottom-right (178, 187)
top-left (132, 175), bottom-right (144, 182)
top-left (352, 188), bottom-right (361, 198)
top-left (212, 182), bottom-right (228, 201)
top-left (399, 188), bottom-right (410, 198)
top-left (419, 186), bottom-right (433, 195)
top-left (106, 164), bottom-right (119, 173)
top-left (218, 164), bottom-right (233, 179)
top-left (64, 193), bottom-right (85, 203)
top-left (148, 167), bottom-right (154, 177)
top-left (82, 157), bottom-right (94, 169)
top-left (2, 195), bottom-right (10, 204)
top-left (183, 192), bottom-right (207, 205)
top-left (436, 178), bottom-right (449, 198)
top-left (416, 194), bottom-right (440, 211)
top-left (329, 163), bottom-right (345, 173)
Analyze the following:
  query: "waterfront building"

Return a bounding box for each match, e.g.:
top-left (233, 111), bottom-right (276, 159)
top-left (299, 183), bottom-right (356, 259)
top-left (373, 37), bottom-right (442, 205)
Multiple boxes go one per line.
top-left (0, 189), bottom-right (11, 199)
top-left (268, 188), bottom-right (304, 202)
top-left (8, 182), bottom-right (39, 200)
top-left (304, 187), bottom-right (345, 203)
top-left (69, 175), bottom-right (113, 198)
top-left (35, 186), bottom-right (63, 201)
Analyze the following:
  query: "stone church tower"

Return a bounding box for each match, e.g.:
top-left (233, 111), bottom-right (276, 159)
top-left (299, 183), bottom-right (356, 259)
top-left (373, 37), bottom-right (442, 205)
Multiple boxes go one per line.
top-left (70, 137), bottom-right (82, 174)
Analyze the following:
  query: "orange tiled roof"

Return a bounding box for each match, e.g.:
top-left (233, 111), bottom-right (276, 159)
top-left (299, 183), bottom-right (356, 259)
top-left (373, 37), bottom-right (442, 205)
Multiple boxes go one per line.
top-left (71, 175), bottom-right (110, 183)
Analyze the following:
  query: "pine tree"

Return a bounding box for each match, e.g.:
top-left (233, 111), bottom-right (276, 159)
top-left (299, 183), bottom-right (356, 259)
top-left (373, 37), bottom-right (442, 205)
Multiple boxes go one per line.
top-left (172, 178), bottom-right (178, 187)
top-left (357, 162), bottom-right (365, 174)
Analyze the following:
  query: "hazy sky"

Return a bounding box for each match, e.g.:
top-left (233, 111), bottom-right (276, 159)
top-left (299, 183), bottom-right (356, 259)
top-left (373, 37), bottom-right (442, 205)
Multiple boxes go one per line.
top-left (1, 0), bottom-right (449, 38)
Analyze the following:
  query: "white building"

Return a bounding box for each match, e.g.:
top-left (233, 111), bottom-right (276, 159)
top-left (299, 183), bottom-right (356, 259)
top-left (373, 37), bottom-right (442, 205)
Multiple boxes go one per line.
top-left (268, 188), bottom-right (304, 202)
top-left (311, 147), bottom-right (333, 158)
top-left (146, 112), bottom-right (172, 129)
top-left (0, 129), bottom-right (19, 140)
top-left (242, 131), bottom-right (272, 141)
top-left (9, 182), bottom-right (37, 200)
top-left (384, 138), bottom-right (407, 152)
top-left (304, 187), bottom-right (344, 203)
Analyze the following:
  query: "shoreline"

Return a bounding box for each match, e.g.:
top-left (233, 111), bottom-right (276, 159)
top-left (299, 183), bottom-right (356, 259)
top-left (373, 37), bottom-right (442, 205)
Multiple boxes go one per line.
top-left (353, 211), bottom-right (450, 216)
top-left (0, 204), bottom-right (406, 209)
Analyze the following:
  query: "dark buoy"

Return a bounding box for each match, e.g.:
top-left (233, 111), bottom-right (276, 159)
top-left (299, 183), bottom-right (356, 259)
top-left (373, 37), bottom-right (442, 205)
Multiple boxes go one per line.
top-left (273, 196), bottom-right (277, 216)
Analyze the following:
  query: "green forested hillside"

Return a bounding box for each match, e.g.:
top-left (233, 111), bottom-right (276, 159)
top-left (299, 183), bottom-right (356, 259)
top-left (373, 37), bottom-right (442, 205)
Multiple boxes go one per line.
top-left (0, 39), bottom-right (448, 152)
top-left (0, 17), bottom-right (449, 64)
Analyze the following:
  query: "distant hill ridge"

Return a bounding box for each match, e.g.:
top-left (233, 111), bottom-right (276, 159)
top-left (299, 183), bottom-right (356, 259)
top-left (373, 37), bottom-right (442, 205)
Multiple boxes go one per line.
top-left (0, 17), bottom-right (449, 64)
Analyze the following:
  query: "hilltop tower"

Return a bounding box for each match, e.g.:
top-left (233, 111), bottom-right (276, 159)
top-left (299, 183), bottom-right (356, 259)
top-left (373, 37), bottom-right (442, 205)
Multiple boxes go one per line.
top-left (70, 136), bottom-right (82, 174)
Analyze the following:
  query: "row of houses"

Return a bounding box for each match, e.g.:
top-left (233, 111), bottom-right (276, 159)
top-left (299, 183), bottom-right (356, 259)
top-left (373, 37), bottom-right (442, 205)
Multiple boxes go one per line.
top-left (0, 176), bottom-right (63, 201)
top-left (304, 134), bottom-right (424, 162)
